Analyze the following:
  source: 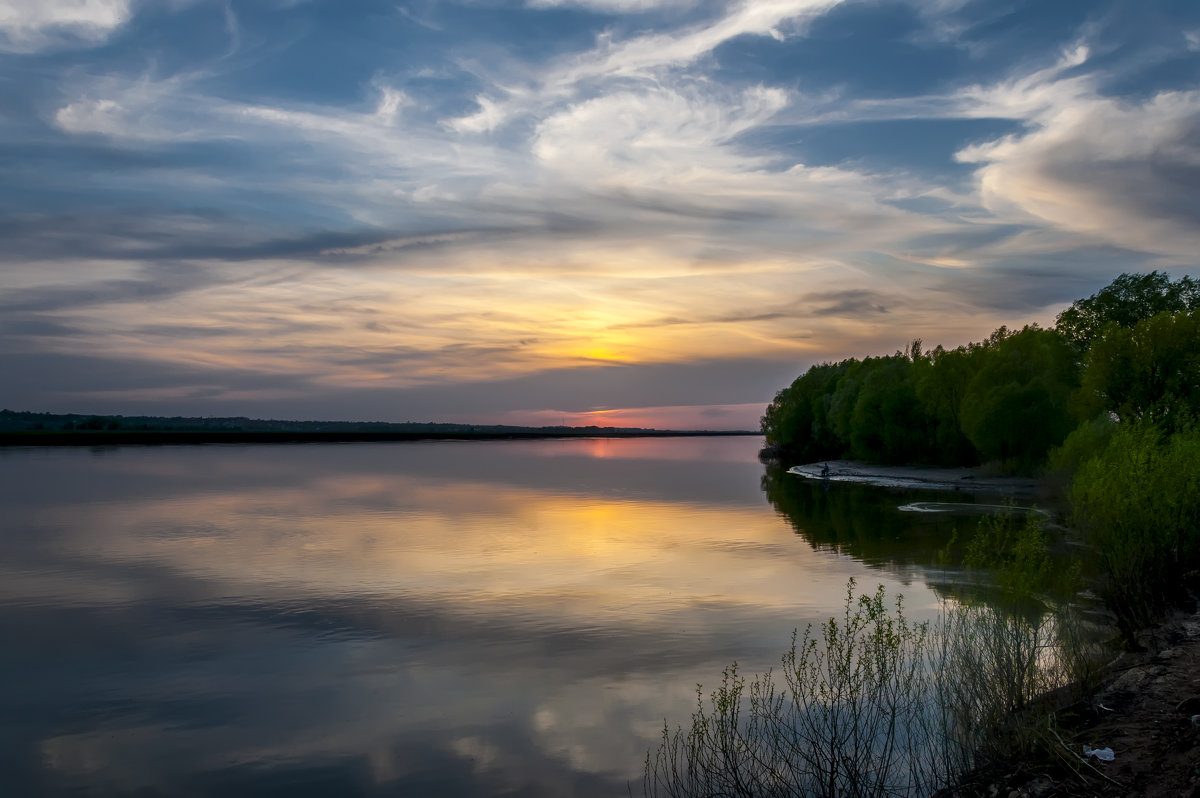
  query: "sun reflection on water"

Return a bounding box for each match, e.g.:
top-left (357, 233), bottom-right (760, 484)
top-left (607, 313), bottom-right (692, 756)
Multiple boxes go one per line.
top-left (0, 439), bottom-right (946, 797)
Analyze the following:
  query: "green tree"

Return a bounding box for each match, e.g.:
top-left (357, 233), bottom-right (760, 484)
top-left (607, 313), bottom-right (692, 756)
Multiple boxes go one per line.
top-left (847, 355), bottom-right (929, 463)
top-left (915, 343), bottom-right (984, 465)
top-left (1080, 308), bottom-right (1200, 430)
top-left (1055, 270), bottom-right (1199, 349)
top-left (762, 360), bottom-right (852, 461)
top-left (826, 360), bottom-right (866, 448)
top-left (958, 327), bottom-right (1079, 468)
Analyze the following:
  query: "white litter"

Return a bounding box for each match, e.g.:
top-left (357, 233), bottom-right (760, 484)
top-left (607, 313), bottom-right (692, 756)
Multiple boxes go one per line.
top-left (1083, 746), bottom-right (1115, 761)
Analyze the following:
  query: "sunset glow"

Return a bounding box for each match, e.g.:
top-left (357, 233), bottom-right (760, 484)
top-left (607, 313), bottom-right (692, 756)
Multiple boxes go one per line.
top-left (2, 1), bottom-right (1197, 426)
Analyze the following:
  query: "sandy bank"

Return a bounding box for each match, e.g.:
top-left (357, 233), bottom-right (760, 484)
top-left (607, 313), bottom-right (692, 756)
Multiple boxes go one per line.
top-left (788, 459), bottom-right (1041, 496)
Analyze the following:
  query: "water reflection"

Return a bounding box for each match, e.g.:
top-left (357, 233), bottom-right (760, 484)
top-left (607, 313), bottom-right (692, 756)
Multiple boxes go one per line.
top-left (760, 464), bottom-right (1077, 617)
top-left (0, 438), bottom-right (960, 797)
top-left (761, 465), bottom-right (980, 570)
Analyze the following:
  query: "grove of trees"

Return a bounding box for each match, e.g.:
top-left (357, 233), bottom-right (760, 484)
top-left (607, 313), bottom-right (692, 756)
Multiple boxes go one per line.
top-left (762, 271), bottom-right (1200, 471)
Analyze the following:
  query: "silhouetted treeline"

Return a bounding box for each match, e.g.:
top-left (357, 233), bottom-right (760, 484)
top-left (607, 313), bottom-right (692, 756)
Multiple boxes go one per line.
top-left (762, 271), bottom-right (1199, 470)
top-left (0, 411), bottom-right (666, 436)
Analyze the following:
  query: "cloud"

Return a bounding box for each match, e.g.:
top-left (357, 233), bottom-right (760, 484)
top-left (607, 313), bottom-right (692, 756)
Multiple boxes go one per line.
top-left (0, 261), bottom-right (211, 313)
top-left (48, 71), bottom-right (523, 229)
top-left (807, 289), bottom-right (890, 317)
top-left (526, 0), bottom-right (696, 12)
top-left (0, 0), bottom-right (132, 52)
top-left (44, 57), bottom-right (938, 283)
top-left (955, 72), bottom-right (1200, 258)
top-left (446, 0), bottom-right (845, 134)
top-left (771, 40), bottom-right (1200, 261)
top-left (53, 72), bottom-right (217, 142)
top-left (447, 94), bottom-right (508, 134)
top-left (532, 85), bottom-right (788, 183)
top-left (10, 0), bottom-right (1200, 423)
top-left (556, 0), bottom-right (844, 82)
top-left (53, 73), bottom-right (420, 152)
top-left (0, 341), bottom-right (801, 426)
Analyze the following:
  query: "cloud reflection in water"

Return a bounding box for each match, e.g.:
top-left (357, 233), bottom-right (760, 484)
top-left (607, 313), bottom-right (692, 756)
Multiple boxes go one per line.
top-left (0, 438), bottom-right (945, 796)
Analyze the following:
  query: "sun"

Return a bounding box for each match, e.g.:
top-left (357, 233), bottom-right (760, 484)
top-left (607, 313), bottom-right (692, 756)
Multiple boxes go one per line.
top-left (581, 347), bottom-right (624, 361)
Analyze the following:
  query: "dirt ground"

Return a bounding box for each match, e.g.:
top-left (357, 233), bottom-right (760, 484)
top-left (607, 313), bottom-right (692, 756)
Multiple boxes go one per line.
top-left (941, 608), bottom-right (1200, 798)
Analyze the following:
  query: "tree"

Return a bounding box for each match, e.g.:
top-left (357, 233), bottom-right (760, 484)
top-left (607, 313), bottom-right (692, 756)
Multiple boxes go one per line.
top-left (1055, 271), bottom-right (1199, 349)
top-left (1080, 308), bottom-right (1200, 430)
top-left (915, 344), bottom-right (985, 466)
top-left (762, 360), bottom-right (852, 461)
top-left (958, 327), bottom-right (1079, 467)
top-left (847, 356), bottom-right (929, 463)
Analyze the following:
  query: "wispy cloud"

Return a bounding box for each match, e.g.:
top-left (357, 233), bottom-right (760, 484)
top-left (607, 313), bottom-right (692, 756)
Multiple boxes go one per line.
top-left (447, 0), bottom-right (845, 134)
top-left (4, 0), bottom-right (1199, 423)
top-left (555, 0), bottom-right (843, 81)
top-left (526, 0), bottom-right (698, 12)
top-left (956, 67), bottom-right (1200, 259)
top-left (0, 0), bottom-right (132, 52)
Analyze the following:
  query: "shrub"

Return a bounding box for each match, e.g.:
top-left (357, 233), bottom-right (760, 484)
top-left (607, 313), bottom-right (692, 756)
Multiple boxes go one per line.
top-left (644, 580), bottom-right (1097, 797)
top-left (1070, 421), bottom-right (1200, 644)
top-left (933, 602), bottom-right (1094, 767)
top-left (1046, 414), bottom-right (1117, 484)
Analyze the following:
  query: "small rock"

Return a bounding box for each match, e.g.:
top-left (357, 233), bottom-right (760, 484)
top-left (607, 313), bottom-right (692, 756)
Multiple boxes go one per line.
top-left (1102, 666), bottom-right (1155, 698)
top-left (1176, 696), bottom-right (1200, 715)
top-left (1025, 777), bottom-right (1055, 797)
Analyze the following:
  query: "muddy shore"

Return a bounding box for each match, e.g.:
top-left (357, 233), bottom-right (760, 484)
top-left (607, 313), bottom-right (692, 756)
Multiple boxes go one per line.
top-left (940, 607), bottom-right (1200, 797)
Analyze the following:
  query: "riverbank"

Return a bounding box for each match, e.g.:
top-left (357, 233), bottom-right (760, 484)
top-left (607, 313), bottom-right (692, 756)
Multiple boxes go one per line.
top-left (939, 606), bottom-right (1200, 797)
top-left (793, 458), bottom-right (1200, 796)
top-left (788, 459), bottom-right (1041, 496)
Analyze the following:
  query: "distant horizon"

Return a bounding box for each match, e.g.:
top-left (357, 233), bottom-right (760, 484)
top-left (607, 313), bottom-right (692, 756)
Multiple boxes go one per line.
top-left (0, 408), bottom-right (764, 434)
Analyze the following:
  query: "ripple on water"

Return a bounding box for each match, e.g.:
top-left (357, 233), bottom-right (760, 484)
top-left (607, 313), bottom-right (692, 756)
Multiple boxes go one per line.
top-left (897, 502), bottom-right (1049, 516)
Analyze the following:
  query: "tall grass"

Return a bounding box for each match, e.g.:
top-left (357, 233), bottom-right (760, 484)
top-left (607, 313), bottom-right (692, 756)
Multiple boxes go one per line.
top-left (644, 580), bottom-right (1099, 798)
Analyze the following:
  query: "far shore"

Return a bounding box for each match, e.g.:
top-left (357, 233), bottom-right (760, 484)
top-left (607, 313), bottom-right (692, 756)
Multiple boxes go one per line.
top-left (788, 459), bottom-right (1041, 495)
top-left (0, 428), bottom-right (761, 448)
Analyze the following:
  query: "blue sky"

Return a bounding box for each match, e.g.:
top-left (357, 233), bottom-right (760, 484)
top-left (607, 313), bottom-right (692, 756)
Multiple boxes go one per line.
top-left (2, 0), bottom-right (1198, 428)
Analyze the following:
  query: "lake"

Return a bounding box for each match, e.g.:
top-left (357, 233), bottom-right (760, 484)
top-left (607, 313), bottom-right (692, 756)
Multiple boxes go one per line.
top-left (0, 437), bottom-right (1002, 797)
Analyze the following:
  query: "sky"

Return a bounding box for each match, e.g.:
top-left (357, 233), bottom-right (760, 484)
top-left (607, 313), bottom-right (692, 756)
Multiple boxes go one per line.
top-left (1, 0), bottom-right (1198, 430)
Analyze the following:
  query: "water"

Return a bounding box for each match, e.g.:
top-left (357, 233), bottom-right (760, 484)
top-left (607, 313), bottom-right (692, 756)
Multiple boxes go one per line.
top-left (0, 437), bottom-right (999, 797)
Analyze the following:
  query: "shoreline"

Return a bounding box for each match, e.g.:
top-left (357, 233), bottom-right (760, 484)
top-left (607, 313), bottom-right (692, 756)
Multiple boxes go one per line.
top-left (0, 429), bottom-right (760, 448)
top-left (788, 459), bottom-right (1041, 496)
top-left (940, 606), bottom-right (1200, 797)
top-left (783, 460), bottom-right (1200, 796)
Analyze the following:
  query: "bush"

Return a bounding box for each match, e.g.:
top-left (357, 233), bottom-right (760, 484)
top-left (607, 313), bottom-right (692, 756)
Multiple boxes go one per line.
top-left (1070, 421), bottom-right (1200, 644)
top-left (1046, 414), bottom-right (1117, 483)
top-left (644, 581), bottom-right (1097, 797)
top-left (933, 602), bottom-right (1094, 766)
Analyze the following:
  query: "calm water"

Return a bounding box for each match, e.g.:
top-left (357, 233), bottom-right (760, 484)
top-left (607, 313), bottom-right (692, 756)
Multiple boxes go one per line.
top-left (0, 437), bottom-right (994, 797)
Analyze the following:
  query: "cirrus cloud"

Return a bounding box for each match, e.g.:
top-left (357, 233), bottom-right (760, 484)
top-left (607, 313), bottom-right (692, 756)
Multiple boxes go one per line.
top-left (0, 0), bottom-right (132, 52)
